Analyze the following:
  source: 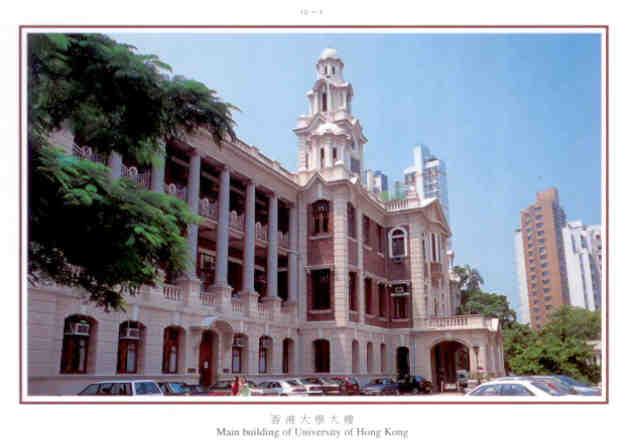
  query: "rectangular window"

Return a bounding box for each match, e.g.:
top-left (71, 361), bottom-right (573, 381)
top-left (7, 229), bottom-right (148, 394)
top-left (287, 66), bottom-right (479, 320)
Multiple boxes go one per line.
top-left (232, 348), bottom-right (242, 373)
top-left (363, 216), bottom-right (370, 245)
top-left (393, 297), bottom-right (408, 319)
top-left (347, 204), bottom-right (356, 238)
top-left (364, 277), bottom-right (373, 315)
top-left (349, 272), bottom-right (357, 311)
top-left (312, 269), bottom-right (331, 310)
top-left (377, 225), bottom-right (384, 253)
top-left (378, 283), bottom-right (386, 317)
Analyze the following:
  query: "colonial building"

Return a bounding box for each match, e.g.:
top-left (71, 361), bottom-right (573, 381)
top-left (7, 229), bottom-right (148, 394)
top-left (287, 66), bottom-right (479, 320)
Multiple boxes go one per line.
top-left (28, 48), bottom-right (504, 396)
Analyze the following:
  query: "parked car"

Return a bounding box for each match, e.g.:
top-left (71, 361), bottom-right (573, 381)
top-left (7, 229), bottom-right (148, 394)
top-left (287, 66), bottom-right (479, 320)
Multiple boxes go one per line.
top-left (186, 384), bottom-right (212, 395)
top-left (466, 379), bottom-right (572, 398)
top-left (158, 381), bottom-right (191, 396)
top-left (318, 377), bottom-right (343, 395)
top-left (207, 380), bottom-right (233, 396)
top-left (496, 375), bottom-right (579, 396)
top-left (258, 379), bottom-right (308, 396)
top-left (328, 376), bottom-right (361, 395)
top-left (551, 374), bottom-right (601, 396)
top-left (397, 375), bottom-right (432, 394)
top-left (78, 380), bottom-right (163, 396)
top-left (293, 377), bottom-right (325, 396)
top-left (361, 378), bottom-right (399, 396)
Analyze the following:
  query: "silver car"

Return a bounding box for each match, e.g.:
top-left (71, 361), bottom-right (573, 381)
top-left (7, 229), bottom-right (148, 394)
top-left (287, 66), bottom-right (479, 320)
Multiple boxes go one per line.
top-left (259, 379), bottom-right (308, 396)
top-left (293, 377), bottom-right (325, 396)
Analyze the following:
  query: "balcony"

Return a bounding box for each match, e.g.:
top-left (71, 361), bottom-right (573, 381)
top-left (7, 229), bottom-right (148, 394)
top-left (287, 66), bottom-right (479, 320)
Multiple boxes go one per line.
top-left (278, 231), bottom-right (289, 249)
top-left (121, 164), bottom-right (151, 188)
top-left (415, 315), bottom-right (496, 331)
top-left (385, 198), bottom-right (419, 212)
top-left (198, 198), bottom-right (218, 220)
top-left (165, 182), bottom-right (187, 200)
top-left (229, 211), bottom-right (244, 231)
top-left (255, 222), bottom-right (268, 241)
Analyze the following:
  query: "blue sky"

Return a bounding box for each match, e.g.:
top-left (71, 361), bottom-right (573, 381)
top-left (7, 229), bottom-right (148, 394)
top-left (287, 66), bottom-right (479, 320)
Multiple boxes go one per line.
top-left (111, 32), bottom-right (602, 313)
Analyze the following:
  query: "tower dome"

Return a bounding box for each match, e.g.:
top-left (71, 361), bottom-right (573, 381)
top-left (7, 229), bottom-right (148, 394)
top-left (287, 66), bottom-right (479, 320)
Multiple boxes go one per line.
top-left (319, 47), bottom-right (340, 61)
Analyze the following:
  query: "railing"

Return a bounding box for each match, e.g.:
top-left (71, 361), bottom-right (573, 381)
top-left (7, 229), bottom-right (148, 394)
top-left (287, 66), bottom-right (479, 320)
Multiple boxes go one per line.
top-left (198, 198), bottom-right (218, 220)
top-left (165, 183), bottom-right (187, 201)
top-left (163, 284), bottom-right (183, 302)
top-left (258, 303), bottom-right (273, 320)
top-left (72, 144), bottom-right (106, 164)
top-left (416, 315), bottom-right (490, 330)
top-left (232, 299), bottom-right (244, 313)
top-left (200, 291), bottom-right (216, 306)
top-left (229, 211), bottom-right (244, 231)
top-left (122, 164), bottom-right (151, 188)
top-left (385, 198), bottom-right (417, 211)
top-left (278, 231), bottom-right (289, 249)
top-left (255, 222), bottom-right (268, 241)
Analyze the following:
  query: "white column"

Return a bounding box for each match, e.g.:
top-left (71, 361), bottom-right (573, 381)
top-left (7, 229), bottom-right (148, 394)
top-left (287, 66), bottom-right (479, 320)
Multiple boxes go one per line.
top-left (214, 166), bottom-right (230, 287)
top-left (266, 193), bottom-right (278, 299)
top-left (288, 204), bottom-right (298, 303)
top-left (241, 181), bottom-right (256, 293)
top-left (357, 208), bottom-right (365, 323)
top-left (185, 152), bottom-right (201, 278)
top-left (108, 152), bottom-right (123, 180)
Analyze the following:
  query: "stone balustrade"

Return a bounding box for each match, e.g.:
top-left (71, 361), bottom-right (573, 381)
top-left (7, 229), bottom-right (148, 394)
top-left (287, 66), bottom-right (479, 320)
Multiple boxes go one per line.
top-left (278, 231), bottom-right (289, 249)
top-left (121, 164), bottom-right (151, 188)
top-left (200, 291), bottom-right (216, 306)
top-left (163, 284), bottom-right (183, 302)
top-left (255, 222), bottom-right (268, 241)
top-left (198, 198), bottom-right (218, 220)
top-left (416, 315), bottom-right (491, 331)
top-left (165, 182), bottom-right (187, 200)
top-left (231, 299), bottom-right (244, 313)
top-left (385, 198), bottom-right (420, 211)
top-left (229, 211), bottom-right (244, 231)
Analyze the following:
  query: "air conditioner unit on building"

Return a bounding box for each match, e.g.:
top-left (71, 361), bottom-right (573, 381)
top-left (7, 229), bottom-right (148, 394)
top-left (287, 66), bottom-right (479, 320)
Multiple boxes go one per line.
top-left (233, 336), bottom-right (246, 348)
top-left (65, 322), bottom-right (90, 336)
top-left (394, 286), bottom-right (406, 295)
top-left (121, 327), bottom-right (141, 340)
top-left (392, 256), bottom-right (403, 264)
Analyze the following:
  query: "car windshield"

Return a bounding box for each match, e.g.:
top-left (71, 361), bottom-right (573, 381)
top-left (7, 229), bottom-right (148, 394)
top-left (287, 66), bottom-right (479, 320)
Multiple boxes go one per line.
top-left (530, 381), bottom-right (570, 396)
top-left (303, 378), bottom-right (322, 384)
top-left (168, 383), bottom-right (188, 393)
top-left (370, 379), bottom-right (389, 385)
top-left (79, 384), bottom-right (99, 395)
top-left (555, 375), bottom-right (588, 387)
top-left (286, 380), bottom-right (301, 387)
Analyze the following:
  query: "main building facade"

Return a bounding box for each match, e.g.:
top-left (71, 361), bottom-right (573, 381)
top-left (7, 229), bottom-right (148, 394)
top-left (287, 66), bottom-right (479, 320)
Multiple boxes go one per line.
top-left (28, 48), bottom-right (504, 395)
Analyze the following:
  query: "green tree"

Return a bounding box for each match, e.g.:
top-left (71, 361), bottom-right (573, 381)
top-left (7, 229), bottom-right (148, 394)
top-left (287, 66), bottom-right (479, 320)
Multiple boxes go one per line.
top-left (28, 33), bottom-right (237, 310)
top-left (503, 307), bottom-right (601, 383)
top-left (457, 290), bottom-right (516, 329)
top-left (452, 264), bottom-right (484, 305)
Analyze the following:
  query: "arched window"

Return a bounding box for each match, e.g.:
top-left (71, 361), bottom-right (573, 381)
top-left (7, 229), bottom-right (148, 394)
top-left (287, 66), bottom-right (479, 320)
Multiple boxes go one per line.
top-left (311, 200), bottom-right (329, 235)
top-left (351, 340), bottom-right (359, 374)
top-left (282, 338), bottom-right (294, 374)
top-left (258, 336), bottom-right (272, 374)
top-left (320, 147), bottom-right (325, 168)
top-left (232, 333), bottom-right (247, 373)
top-left (332, 147), bottom-right (338, 162)
top-left (389, 227), bottom-right (408, 258)
top-left (366, 342), bottom-right (374, 374)
top-left (60, 315), bottom-right (94, 374)
top-left (117, 321), bottom-right (144, 374)
top-left (162, 326), bottom-right (182, 374)
top-left (380, 343), bottom-right (387, 373)
top-left (322, 92), bottom-right (328, 112)
top-left (313, 339), bottom-right (330, 373)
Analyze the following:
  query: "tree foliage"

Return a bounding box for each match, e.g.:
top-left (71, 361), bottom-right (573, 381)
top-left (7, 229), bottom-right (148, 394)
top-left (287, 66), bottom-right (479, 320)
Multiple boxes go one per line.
top-left (452, 264), bottom-right (484, 305)
top-left (28, 33), bottom-right (237, 310)
top-left (503, 307), bottom-right (601, 384)
top-left (458, 290), bottom-right (516, 329)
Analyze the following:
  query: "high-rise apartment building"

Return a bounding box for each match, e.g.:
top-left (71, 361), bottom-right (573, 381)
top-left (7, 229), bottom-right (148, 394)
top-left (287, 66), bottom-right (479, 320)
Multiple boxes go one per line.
top-left (562, 221), bottom-right (602, 311)
top-left (515, 188), bottom-right (570, 329)
top-left (403, 145), bottom-right (450, 222)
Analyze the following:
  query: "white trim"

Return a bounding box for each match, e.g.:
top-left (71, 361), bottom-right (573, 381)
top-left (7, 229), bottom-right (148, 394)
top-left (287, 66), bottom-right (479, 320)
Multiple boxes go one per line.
top-left (388, 226), bottom-right (408, 258)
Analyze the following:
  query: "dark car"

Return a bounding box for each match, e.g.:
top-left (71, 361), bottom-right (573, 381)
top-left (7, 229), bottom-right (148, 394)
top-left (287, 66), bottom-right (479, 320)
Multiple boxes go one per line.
top-left (329, 376), bottom-right (361, 395)
top-left (397, 375), bottom-right (432, 394)
top-left (361, 378), bottom-right (399, 396)
top-left (551, 375), bottom-right (601, 396)
top-left (186, 384), bottom-right (213, 395)
top-left (207, 380), bottom-right (234, 396)
top-left (158, 381), bottom-right (191, 396)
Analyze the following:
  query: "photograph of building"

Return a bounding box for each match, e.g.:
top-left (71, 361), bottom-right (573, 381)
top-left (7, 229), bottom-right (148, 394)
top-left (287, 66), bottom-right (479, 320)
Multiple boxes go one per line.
top-left (27, 46), bottom-right (503, 396)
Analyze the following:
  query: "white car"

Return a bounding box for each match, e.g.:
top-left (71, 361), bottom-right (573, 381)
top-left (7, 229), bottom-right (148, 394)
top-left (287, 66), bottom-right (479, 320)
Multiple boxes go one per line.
top-left (293, 377), bottom-right (325, 396)
top-left (78, 380), bottom-right (163, 396)
top-left (465, 379), bottom-right (573, 399)
top-left (258, 379), bottom-right (308, 396)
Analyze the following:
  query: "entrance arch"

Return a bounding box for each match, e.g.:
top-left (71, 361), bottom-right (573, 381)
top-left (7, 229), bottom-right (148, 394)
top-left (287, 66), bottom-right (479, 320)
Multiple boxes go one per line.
top-left (396, 346), bottom-right (410, 378)
top-left (431, 340), bottom-right (470, 392)
top-left (198, 330), bottom-right (218, 387)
